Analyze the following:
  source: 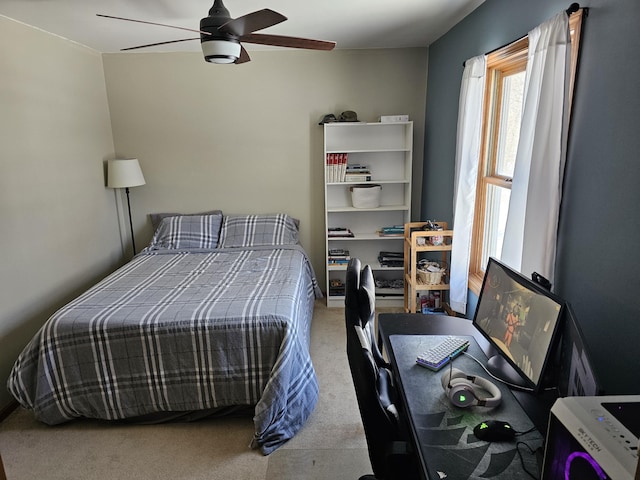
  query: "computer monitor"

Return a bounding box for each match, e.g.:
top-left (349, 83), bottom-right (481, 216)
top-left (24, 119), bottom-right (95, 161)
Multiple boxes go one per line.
top-left (556, 303), bottom-right (602, 397)
top-left (472, 257), bottom-right (565, 392)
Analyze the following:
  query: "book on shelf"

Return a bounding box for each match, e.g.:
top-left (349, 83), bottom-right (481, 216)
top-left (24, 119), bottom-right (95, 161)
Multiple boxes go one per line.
top-left (344, 164), bottom-right (371, 182)
top-left (328, 248), bottom-right (350, 265)
top-left (328, 258), bottom-right (350, 265)
top-left (346, 163), bottom-right (370, 172)
top-left (344, 173), bottom-right (372, 182)
top-left (377, 230), bottom-right (403, 237)
top-left (378, 251), bottom-right (404, 267)
top-left (380, 225), bottom-right (405, 235)
top-left (326, 153), bottom-right (348, 182)
top-left (378, 260), bottom-right (404, 268)
top-left (378, 251), bottom-right (403, 259)
top-left (328, 227), bottom-right (354, 238)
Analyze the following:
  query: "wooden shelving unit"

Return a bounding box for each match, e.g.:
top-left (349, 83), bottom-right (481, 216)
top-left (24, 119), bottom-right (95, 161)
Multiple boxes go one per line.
top-left (403, 221), bottom-right (454, 314)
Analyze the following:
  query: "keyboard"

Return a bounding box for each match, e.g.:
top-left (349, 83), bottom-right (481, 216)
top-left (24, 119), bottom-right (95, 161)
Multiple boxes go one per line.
top-left (416, 336), bottom-right (470, 371)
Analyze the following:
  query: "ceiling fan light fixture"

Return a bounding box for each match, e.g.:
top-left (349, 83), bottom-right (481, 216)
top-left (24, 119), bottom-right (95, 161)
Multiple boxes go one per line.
top-left (99, 0), bottom-right (335, 64)
top-left (202, 39), bottom-right (241, 63)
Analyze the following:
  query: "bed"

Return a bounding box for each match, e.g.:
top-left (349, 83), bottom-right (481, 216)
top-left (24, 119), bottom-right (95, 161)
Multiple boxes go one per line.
top-left (7, 212), bottom-right (322, 454)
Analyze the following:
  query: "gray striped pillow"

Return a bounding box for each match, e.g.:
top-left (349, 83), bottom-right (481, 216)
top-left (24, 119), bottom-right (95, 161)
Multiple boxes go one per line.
top-left (148, 213), bottom-right (223, 250)
top-left (219, 214), bottom-right (299, 248)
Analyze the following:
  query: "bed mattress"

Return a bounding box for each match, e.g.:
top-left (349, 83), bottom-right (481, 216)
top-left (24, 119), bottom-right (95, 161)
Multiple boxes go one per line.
top-left (8, 245), bottom-right (321, 454)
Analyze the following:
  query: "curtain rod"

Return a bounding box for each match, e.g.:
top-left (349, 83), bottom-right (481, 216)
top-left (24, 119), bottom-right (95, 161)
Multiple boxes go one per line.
top-left (462, 3), bottom-right (587, 67)
top-left (566, 3), bottom-right (580, 15)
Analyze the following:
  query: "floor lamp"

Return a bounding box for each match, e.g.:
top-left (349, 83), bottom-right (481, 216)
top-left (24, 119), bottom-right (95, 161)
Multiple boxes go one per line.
top-left (107, 159), bottom-right (146, 255)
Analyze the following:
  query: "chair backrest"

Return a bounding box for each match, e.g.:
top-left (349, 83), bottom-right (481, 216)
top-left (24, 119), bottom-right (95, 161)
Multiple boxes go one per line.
top-left (345, 259), bottom-right (410, 479)
top-left (358, 264), bottom-right (388, 368)
top-left (345, 258), bottom-right (362, 330)
top-left (347, 324), bottom-right (401, 478)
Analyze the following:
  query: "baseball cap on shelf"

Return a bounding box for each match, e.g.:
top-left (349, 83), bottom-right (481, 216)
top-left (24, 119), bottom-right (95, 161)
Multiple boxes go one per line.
top-left (318, 113), bottom-right (337, 125)
top-left (339, 110), bottom-right (358, 122)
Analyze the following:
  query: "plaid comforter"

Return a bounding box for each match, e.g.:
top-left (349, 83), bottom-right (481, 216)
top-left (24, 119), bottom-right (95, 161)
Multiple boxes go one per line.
top-left (8, 245), bottom-right (322, 454)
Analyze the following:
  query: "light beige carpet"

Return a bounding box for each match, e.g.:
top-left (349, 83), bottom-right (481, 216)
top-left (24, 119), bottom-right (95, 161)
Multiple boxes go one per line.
top-left (0, 301), bottom-right (400, 479)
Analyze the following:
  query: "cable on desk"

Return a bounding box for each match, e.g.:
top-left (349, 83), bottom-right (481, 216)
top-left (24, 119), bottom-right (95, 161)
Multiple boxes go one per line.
top-left (515, 425), bottom-right (538, 436)
top-left (516, 441), bottom-right (540, 480)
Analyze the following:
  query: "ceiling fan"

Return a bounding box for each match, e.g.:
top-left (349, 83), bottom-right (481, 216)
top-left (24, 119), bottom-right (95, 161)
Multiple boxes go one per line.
top-left (97, 0), bottom-right (336, 64)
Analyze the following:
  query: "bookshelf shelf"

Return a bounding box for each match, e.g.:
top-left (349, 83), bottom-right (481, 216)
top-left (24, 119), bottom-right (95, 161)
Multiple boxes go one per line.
top-left (327, 205), bottom-right (410, 213)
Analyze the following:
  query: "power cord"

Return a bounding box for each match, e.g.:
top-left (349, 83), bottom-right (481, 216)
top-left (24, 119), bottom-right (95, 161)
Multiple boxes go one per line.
top-left (516, 441), bottom-right (541, 480)
top-left (515, 426), bottom-right (537, 436)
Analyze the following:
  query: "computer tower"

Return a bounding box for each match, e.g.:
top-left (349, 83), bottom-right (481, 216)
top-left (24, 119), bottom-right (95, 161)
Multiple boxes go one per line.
top-left (542, 396), bottom-right (640, 479)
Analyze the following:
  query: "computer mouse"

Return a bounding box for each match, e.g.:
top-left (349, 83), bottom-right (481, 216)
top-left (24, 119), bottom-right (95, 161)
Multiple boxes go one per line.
top-left (473, 420), bottom-right (516, 442)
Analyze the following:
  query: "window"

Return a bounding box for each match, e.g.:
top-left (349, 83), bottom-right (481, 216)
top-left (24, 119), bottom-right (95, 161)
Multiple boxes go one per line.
top-left (468, 11), bottom-right (584, 294)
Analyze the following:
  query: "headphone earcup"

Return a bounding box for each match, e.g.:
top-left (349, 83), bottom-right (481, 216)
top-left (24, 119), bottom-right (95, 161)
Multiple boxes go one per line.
top-left (441, 368), bottom-right (502, 408)
top-left (447, 378), bottom-right (478, 407)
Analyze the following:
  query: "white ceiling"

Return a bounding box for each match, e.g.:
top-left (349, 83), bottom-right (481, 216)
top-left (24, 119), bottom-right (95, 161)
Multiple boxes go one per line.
top-left (0, 0), bottom-right (484, 53)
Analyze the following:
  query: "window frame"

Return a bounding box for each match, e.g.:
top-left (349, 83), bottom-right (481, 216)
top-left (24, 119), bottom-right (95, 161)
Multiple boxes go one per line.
top-left (468, 11), bottom-right (584, 295)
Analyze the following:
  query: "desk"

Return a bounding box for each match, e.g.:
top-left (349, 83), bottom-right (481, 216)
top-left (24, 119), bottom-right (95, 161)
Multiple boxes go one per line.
top-left (379, 313), bottom-right (544, 480)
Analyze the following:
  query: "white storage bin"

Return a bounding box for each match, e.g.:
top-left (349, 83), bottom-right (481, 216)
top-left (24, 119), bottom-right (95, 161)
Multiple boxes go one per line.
top-left (350, 184), bottom-right (382, 208)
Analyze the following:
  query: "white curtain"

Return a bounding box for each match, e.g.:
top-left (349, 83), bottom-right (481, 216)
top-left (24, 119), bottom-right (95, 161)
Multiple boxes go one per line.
top-left (450, 55), bottom-right (486, 315)
top-left (501, 12), bottom-right (571, 282)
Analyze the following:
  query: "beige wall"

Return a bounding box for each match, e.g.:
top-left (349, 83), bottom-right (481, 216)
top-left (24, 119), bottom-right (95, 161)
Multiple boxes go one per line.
top-left (0, 17), bottom-right (120, 409)
top-left (102, 48), bottom-right (428, 286)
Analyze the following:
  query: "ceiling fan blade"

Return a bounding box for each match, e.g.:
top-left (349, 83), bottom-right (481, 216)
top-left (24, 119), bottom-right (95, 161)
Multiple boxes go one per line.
top-left (235, 45), bottom-right (251, 64)
top-left (97, 14), bottom-right (211, 36)
top-left (120, 38), bottom-right (199, 51)
top-left (240, 33), bottom-right (336, 51)
top-left (219, 9), bottom-right (287, 37)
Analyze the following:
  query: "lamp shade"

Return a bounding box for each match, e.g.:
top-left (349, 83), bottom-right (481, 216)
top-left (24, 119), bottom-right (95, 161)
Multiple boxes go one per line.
top-left (107, 159), bottom-right (146, 188)
top-left (202, 39), bottom-right (241, 64)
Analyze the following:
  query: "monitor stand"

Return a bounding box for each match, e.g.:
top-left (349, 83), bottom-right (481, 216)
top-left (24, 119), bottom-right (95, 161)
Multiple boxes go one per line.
top-left (486, 354), bottom-right (529, 390)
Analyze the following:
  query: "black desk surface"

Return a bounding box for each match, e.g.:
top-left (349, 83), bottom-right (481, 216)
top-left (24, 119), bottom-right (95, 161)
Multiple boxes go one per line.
top-left (379, 313), bottom-right (545, 480)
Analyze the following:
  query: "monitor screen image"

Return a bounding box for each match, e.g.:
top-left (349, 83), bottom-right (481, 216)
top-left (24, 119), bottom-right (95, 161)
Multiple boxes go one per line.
top-left (472, 257), bottom-right (564, 392)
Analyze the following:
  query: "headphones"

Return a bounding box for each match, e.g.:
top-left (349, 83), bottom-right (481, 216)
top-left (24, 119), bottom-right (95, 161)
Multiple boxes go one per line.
top-left (441, 367), bottom-right (502, 408)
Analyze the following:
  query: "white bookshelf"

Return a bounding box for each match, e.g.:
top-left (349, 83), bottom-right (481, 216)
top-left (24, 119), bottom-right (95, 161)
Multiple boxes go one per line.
top-left (324, 121), bottom-right (413, 308)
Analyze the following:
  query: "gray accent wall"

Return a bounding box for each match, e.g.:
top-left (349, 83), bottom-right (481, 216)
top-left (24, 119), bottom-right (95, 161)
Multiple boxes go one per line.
top-left (422, 0), bottom-right (640, 394)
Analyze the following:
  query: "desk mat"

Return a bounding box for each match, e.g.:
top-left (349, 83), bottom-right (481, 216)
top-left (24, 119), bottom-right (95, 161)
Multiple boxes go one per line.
top-left (389, 334), bottom-right (544, 480)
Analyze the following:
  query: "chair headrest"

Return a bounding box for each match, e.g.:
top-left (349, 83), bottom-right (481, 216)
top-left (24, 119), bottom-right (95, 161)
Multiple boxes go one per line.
top-left (358, 265), bottom-right (375, 325)
top-left (345, 258), bottom-right (362, 311)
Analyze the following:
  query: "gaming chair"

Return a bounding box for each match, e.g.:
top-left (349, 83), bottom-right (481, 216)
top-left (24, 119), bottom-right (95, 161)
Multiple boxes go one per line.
top-left (345, 258), bottom-right (419, 480)
top-left (346, 258), bottom-right (388, 369)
